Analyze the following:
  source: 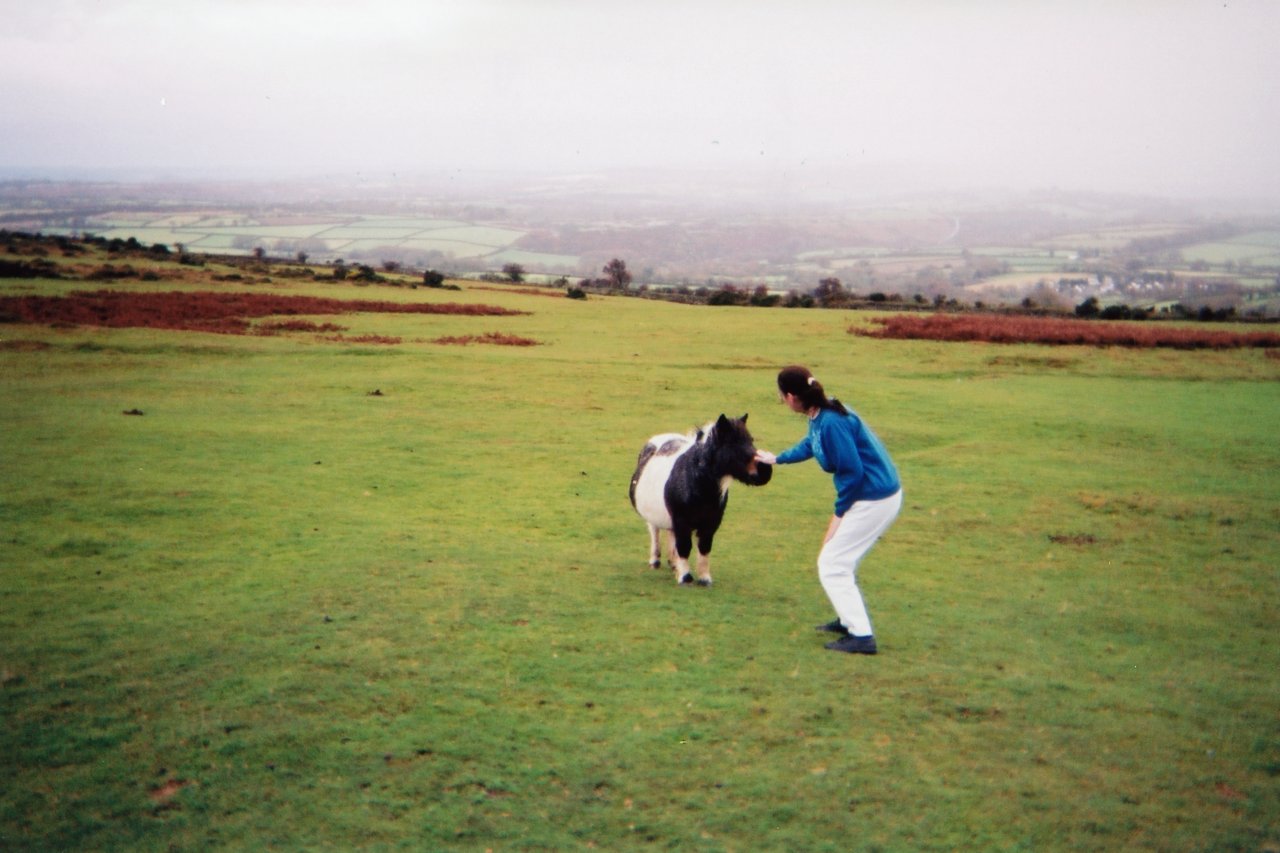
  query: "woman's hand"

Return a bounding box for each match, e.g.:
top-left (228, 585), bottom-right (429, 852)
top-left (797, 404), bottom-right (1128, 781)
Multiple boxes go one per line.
top-left (754, 450), bottom-right (777, 466)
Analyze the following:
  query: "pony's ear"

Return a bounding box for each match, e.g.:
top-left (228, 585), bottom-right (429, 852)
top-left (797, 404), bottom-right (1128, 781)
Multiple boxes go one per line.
top-left (716, 413), bottom-right (730, 427)
top-left (741, 413), bottom-right (749, 423)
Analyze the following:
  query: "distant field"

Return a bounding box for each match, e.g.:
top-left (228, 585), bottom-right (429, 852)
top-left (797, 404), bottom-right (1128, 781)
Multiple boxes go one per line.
top-left (487, 248), bottom-right (582, 271)
top-left (795, 247), bottom-right (894, 261)
top-left (1181, 230), bottom-right (1280, 265)
top-left (1037, 224), bottom-right (1193, 251)
top-left (311, 227), bottom-right (423, 241)
top-left (39, 212), bottom-right (547, 267)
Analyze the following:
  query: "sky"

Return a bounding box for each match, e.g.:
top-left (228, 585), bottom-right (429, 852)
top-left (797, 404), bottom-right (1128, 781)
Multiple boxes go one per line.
top-left (2, 0), bottom-right (1278, 200)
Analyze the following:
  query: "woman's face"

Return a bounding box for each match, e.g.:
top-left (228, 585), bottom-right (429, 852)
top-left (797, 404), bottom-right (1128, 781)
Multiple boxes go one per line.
top-left (780, 391), bottom-right (807, 414)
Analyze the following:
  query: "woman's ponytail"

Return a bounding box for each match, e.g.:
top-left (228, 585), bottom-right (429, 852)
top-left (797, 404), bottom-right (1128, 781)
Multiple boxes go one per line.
top-left (777, 365), bottom-right (849, 414)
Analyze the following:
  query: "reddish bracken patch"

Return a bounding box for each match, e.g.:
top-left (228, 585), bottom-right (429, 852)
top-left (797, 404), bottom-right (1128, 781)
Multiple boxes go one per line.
top-left (0, 290), bottom-right (527, 336)
top-left (255, 319), bottom-right (346, 334)
top-left (321, 334), bottom-right (403, 345)
top-left (149, 778), bottom-right (194, 803)
top-left (855, 314), bottom-right (1280, 349)
top-left (432, 332), bottom-right (540, 346)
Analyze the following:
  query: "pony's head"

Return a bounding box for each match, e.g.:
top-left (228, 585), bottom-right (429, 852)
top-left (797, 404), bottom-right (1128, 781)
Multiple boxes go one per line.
top-left (710, 413), bottom-right (773, 486)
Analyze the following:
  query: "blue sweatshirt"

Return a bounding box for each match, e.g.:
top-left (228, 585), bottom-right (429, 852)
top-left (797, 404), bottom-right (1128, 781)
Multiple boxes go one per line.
top-left (776, 406), bottom-right (900, 516)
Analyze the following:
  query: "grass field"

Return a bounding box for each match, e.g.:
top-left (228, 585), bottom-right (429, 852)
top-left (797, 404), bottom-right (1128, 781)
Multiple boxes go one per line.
top-left (1037, 225), bottom-right (1195, 252)
top-left (1181, 231), bottom-right (1280, 267)
top-left (2, 256), bottom-right (1278, 849)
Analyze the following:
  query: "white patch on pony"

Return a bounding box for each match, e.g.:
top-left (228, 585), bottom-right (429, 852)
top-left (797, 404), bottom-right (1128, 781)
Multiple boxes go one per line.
top-left (632, 433), bottom-right (692, 532)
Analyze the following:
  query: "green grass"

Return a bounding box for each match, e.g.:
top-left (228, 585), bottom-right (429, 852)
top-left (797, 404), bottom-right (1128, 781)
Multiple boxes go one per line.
top-left (2, 270), bottom-right (1278, 850)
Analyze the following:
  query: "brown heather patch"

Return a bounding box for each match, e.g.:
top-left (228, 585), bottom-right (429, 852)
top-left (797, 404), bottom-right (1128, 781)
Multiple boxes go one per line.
top-left (321, 334), bottom-right (403, 345)
top-left (1048, 533), bottom-right (1098, 546)
top-left (148, 778), bottom-right (194, 803)
top-left (855, 313), bottom-right (1280, 349)
top-left (0, 290), bottom-right (527, 337)
top-left (255, 319), bottom-right (347, 334)
top-left (431, 331), bottom-right (541, 346)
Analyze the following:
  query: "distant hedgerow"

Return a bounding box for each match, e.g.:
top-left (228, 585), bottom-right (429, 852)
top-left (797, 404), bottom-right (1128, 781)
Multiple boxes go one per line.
top-left (855, 314), bottom-right (1280, 350)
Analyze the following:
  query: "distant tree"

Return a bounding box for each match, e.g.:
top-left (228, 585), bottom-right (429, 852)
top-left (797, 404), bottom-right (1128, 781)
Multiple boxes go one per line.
top-left (750, 285), bottom-right (780, 307)
top-left (814, 277), bottom-right (846, 307)
top-left (503, 263), bottom-right (525, 283)
top-left (382, 260), bottom-right (401, 273)
top-left (296, 251), bottom-right (309, 264)
top-left (603, 258), bottom-right (631, 290)
top-left (1075, 296), bottom-right (1100, 318)
top-left (708, 285), bottom-right (746, 306)
top-left (422, 269), bottom-right (445, 288)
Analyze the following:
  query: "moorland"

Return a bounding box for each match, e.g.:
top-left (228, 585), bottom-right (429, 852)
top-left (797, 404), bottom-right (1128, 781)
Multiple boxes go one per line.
top-left (1, 229), bottom-right (1278, 850)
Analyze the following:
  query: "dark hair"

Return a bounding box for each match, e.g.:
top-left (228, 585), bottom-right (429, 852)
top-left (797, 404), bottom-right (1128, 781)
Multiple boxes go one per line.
top-left (777, 365), bottom-right (849, 415)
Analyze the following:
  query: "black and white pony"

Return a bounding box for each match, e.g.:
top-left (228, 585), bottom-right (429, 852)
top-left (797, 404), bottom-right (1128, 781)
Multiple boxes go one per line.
top-left (628, 414), bottom-right (772, 586)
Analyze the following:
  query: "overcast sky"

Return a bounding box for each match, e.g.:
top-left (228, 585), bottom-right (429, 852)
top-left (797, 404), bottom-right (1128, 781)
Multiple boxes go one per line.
top-left (2, 0), bottom-right (1278, 199)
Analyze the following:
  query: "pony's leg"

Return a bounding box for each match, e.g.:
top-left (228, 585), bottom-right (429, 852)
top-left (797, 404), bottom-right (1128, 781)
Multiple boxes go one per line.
top-left (646, 523), bottom-right (661, 569)
top-left (695, 553), bottom-right (712, 586)
top-left (671, 527), bottom-right (695, 584)
top-left (694, 529), bottom-right (716, 586)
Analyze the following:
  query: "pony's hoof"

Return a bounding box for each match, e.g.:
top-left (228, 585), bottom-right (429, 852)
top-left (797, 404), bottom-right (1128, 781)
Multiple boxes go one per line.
top-left (695, 578), bottom-right (713, 587)
top-left (678, 573), bottom-right (694, 584)
top-left (649, 560), bottom-right (662, 570)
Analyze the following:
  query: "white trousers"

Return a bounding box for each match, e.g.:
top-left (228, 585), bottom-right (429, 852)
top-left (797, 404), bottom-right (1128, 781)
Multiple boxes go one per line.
top-left (816, 490), bottom-right (902, 638)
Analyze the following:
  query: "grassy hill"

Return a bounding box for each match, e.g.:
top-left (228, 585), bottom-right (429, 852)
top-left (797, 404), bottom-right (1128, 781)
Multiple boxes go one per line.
top-left (2, 238), bottom-right (1278, 850)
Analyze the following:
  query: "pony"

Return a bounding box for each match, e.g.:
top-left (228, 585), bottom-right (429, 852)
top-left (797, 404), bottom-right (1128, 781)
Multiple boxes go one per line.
top-left (628, 414), bottom-right (772, 586)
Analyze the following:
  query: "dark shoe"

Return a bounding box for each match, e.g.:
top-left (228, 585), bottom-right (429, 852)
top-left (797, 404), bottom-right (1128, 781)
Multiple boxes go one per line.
top-left (816, 618), bottom-right (849, 636)
top-left (824, 634), bottom-right (877, 655)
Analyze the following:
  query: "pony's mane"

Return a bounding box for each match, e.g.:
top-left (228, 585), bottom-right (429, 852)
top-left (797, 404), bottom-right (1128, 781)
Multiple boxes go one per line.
top-left (693, 415), bottom-right (753, 447)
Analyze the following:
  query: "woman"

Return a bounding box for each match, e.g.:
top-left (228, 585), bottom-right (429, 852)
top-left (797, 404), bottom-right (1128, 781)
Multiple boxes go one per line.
top-left (755, 366), bottom-right (902, 655)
